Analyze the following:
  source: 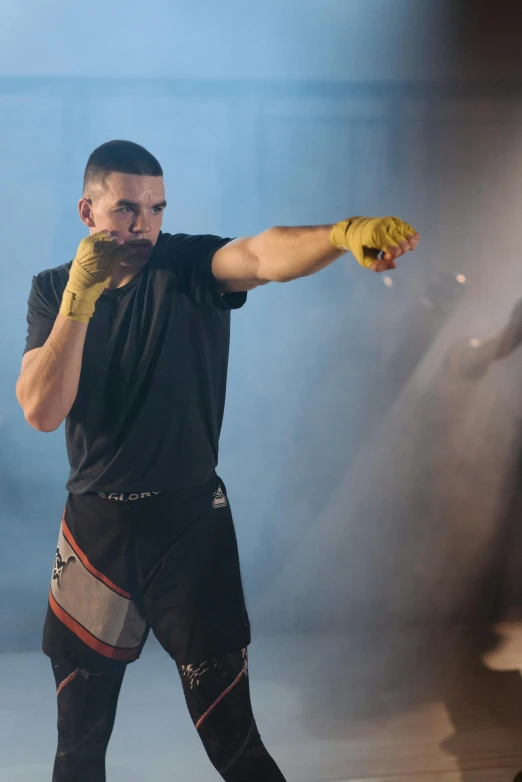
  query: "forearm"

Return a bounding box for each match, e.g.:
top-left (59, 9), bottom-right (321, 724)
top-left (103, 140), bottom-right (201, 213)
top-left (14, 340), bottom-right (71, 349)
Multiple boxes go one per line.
top-left (16, 314), bottom-right (87, 432)
top-left (252, 225), bottom-right (344, 283)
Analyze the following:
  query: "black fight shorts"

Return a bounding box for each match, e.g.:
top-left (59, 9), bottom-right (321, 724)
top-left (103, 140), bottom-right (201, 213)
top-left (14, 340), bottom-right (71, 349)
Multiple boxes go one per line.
top-left (43, 474), bottom-right (251, 667)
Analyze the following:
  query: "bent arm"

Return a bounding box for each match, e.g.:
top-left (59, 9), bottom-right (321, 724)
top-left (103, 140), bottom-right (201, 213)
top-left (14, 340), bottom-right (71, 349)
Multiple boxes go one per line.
top-left (16, 314), bottom-right (87, 432)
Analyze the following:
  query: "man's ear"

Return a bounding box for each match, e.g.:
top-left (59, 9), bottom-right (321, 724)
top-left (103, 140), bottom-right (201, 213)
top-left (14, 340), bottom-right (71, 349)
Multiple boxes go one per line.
top-left (78, 197), bottom-right (96, 229)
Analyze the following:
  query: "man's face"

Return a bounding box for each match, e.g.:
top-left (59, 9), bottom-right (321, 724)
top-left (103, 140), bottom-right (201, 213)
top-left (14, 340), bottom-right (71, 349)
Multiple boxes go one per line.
top-left (79, 172), bottom-right (166, 267)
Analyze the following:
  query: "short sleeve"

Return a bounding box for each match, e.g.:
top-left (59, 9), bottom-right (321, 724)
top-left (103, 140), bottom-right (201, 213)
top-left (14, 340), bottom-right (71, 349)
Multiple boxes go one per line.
top-left (24, 274), bottom-right (59, 354)
top-left (152, 232), bottom-right (247, 311)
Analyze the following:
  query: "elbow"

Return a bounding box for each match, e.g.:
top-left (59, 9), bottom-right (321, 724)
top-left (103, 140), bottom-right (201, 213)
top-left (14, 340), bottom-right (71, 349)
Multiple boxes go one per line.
top-left (15, 382), bottom-right (64, 432)
top-left (257, 262), bottom-right (294, 285)
top-left (36, 420), bottom-right (61, 433)
top-left (21, 404), bottom-right (62, 432)
top-left (248, 228), bottom-right (297, 284)
top-left (270, 271), bottom-right (295, 284)
top-left (266, 271), bottom-right (296, 284)
top-left (25, 412), bottom-right (61, 432)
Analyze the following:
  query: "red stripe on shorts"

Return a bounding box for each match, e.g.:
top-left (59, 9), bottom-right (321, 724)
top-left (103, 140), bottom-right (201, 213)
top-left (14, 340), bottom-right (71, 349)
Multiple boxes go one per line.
top-left (49, 590), bottom-right (140, 662)
top-left (61, 515), bottom-right (131, 599)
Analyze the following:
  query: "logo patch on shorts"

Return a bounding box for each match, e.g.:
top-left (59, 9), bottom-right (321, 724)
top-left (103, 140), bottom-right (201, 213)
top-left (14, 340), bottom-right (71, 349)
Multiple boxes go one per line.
top-left (52, 547), bottom-right (75, 586)
top-left (212, 485), bottom-right (227, 509)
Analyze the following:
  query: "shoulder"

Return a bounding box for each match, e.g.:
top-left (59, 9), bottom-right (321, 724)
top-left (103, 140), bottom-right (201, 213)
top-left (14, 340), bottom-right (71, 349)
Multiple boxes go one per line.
top-left (151, 231), bottom-right (231, 265)
top-left (154, 231), bottom-right (189, 248)
top-left (150, 232), bottom-right (240, 311)
top-left (150, 232), bottom-right (188, 262)
top-left (29, 261), bottom-right (72, 311)
top-left (33, 261), bottom-right (72, 293)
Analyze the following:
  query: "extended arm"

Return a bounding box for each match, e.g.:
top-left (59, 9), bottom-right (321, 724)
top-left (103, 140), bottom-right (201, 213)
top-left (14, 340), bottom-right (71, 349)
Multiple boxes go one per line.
top-left (212, 217), bottom-right (419, 292)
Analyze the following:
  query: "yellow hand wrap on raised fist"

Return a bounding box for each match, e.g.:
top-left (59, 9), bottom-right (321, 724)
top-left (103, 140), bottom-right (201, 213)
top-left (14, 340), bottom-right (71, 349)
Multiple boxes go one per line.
top-left (60, 232), bottom-right (125, 323)
top-left (330, 216), bottom-right (416, 269)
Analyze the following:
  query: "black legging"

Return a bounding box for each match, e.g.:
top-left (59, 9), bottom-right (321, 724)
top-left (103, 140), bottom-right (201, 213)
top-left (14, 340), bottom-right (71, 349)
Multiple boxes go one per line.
top-left (51, 648), bottom-right (287, 782)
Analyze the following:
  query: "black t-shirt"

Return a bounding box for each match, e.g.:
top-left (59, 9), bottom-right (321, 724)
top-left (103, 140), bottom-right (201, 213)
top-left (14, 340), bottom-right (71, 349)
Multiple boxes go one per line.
top-left (24, 232), bottom-right (247, 494)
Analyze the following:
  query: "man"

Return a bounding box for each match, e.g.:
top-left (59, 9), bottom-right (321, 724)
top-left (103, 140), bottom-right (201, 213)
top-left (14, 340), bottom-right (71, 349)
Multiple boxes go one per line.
top-left (16, 139), bottom-right (419, 781)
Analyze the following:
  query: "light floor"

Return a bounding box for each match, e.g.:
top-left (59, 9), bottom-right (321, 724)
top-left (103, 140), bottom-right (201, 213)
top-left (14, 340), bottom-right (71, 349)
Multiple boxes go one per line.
top-left (2, 623), bottom-right (522, 781)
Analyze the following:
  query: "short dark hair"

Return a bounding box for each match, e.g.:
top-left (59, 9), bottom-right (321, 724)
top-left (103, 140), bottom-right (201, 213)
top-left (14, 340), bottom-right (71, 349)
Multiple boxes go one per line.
top-left (83, 140), bottom-right (163, 197)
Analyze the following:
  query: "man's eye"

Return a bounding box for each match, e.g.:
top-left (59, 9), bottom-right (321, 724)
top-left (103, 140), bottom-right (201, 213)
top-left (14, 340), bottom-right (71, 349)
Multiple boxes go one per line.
top-left (119, 206), bottom-right (134, 214)
top-left (152, 207), bottom-right (164, 214)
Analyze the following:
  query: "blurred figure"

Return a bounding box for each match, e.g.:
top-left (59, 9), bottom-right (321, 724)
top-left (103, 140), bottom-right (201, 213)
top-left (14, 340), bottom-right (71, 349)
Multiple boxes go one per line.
top-left (446, 299), bottom-right (522, 379)
top-left (446, 298), bottom-right (522, 782)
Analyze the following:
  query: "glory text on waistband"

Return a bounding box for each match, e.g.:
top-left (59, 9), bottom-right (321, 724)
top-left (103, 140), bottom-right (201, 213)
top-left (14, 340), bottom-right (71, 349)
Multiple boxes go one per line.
top-left (96, 491), bottom-right (163, 502)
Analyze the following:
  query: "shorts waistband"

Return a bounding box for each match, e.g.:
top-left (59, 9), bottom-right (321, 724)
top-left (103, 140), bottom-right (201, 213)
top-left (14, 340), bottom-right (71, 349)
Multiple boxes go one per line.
top-left (96, 491), bottom-right (163, 502)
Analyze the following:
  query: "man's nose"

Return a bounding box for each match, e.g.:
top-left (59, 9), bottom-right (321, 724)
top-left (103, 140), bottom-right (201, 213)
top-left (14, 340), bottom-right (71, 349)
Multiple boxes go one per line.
top-left (131, 213), bottom-right (151, 234)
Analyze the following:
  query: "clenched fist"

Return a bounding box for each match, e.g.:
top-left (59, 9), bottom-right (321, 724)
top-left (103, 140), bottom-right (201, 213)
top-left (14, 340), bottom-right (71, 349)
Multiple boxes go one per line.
top-left (60, 231), bottom-right (125, 323)
top-left (330, 216), bottom-right (419, 272)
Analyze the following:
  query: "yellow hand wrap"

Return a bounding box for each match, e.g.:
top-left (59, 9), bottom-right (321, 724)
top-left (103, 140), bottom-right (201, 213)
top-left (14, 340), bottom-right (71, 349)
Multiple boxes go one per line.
top-left (329, 216), bottom-right (416, 269)
top-left (60, 233), bottom-right (124, 324)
